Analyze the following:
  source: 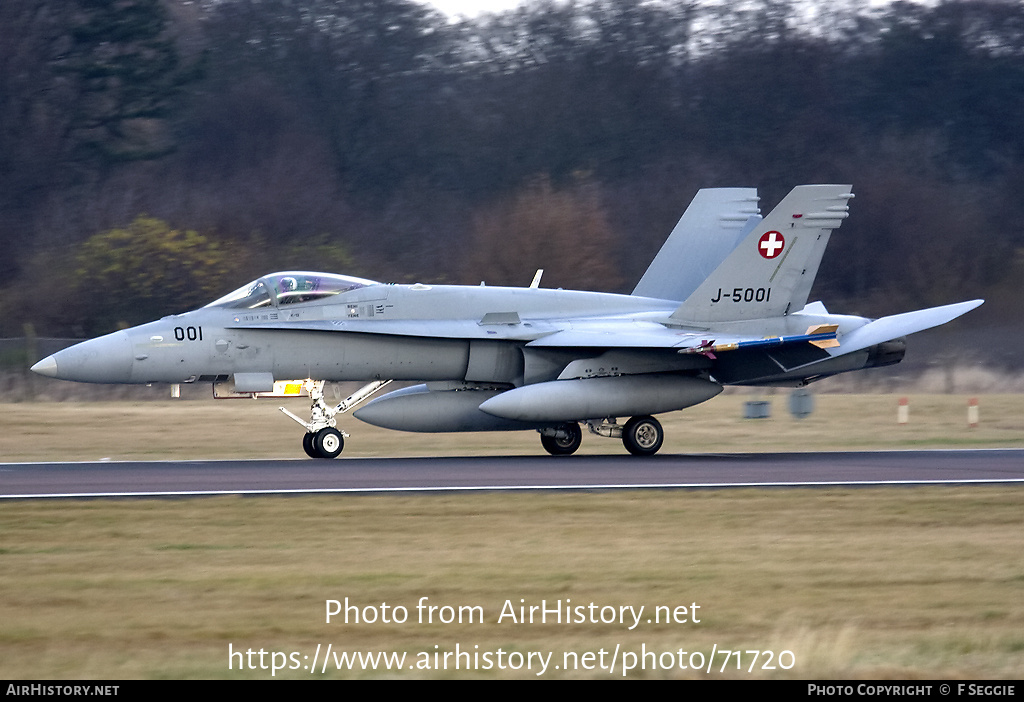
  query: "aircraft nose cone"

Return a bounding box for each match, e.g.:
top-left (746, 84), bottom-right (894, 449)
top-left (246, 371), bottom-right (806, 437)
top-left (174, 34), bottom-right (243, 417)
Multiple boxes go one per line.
top-left (31, 330), bottom-right (134, 383)
top-left (30, 355), bottom-right (59, 378)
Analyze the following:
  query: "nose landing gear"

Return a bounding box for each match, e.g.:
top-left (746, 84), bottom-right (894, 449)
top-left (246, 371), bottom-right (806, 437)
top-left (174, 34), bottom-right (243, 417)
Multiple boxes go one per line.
top-left (302, 427), bottom-right (344, 459)
top-left (280, 379), bottom-right (391, 459)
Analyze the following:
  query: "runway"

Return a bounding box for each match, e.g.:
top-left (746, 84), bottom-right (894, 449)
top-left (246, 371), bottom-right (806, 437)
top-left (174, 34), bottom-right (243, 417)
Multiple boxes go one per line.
top-left (2, 449), bottom-right (1023, 498)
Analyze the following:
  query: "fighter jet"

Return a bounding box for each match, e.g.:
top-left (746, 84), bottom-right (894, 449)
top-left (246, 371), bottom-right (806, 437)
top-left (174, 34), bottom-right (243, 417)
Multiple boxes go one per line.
top-left (32, 185), bottom-right (982, 457)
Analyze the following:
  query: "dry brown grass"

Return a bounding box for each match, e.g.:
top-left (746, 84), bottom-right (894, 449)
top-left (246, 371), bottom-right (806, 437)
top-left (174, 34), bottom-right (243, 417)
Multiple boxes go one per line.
top-left (1, 394), bottom-right (1022, 679)
top-left (1, 392), bottom-right (1022, 462)
top-left (0, 488), bottom-right (1022, 678)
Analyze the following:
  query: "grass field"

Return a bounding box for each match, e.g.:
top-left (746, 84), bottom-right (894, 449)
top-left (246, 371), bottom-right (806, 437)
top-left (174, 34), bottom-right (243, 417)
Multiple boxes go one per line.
top-left (1, 489), bottom-right (1022, 679)
top-left (2, 392), bottom-right (1023, 461)
top-left (1, 394), bottom-right (1022, 679)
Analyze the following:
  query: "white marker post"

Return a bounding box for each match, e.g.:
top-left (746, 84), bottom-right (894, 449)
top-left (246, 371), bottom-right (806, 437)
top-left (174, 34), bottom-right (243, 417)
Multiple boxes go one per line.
top-left (967, 397), bottom-right (979, 428)
top-left (897, 397), bottom-right (909, 425)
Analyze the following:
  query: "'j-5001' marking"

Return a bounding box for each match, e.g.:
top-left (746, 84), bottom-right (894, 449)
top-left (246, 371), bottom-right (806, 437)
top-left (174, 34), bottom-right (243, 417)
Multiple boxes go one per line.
top-left (711, 288), bottom-right (771, 304)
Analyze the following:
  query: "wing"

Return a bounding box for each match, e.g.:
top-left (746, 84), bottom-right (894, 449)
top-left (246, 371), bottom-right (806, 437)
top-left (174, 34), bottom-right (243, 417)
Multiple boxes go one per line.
top-left (528, 321), bottom-right (837, 353)
top-left (525, 298), bottom-right (982, 385)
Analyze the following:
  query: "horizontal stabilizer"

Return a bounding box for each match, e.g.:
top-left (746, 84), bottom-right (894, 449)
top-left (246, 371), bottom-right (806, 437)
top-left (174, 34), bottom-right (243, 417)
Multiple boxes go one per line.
top-left (835, 300), bottom-right (984, 355)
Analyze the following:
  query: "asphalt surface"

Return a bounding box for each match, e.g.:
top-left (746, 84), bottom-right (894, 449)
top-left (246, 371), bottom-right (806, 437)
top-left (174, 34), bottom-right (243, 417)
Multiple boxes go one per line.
top-left (2, 449), bottom-right (1023, 498)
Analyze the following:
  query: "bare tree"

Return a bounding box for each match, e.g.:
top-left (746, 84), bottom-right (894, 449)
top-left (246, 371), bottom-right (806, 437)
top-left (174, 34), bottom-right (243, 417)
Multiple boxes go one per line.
top-left (463, 175), bottom-right (622, 291)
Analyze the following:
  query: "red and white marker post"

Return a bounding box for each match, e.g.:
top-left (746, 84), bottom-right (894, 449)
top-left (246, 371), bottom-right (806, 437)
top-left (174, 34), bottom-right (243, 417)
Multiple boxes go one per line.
top-left (897, 397), bottom-right (909, 425)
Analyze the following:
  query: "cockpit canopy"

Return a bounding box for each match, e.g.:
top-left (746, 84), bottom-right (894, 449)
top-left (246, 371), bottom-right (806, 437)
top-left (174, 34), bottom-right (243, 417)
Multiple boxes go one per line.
top-left (205, 271), bottom-right (379, 309)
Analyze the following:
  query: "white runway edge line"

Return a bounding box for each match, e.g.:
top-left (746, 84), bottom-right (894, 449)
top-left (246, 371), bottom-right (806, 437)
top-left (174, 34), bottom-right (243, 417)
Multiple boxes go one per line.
top-left (4, 477), bottom-right (1024, 500)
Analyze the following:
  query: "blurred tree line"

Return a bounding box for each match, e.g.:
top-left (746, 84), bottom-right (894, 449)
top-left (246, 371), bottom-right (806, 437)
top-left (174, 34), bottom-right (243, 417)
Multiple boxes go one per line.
top-left (1, 0), bottom-right (1022, 339)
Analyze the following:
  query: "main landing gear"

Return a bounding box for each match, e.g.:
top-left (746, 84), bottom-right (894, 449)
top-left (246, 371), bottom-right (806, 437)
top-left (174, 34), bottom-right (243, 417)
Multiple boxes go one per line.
top-left (280, 379), bottom-right (391, 459)
top-left (539, 422), bottom-right (583, 456)
top-left (539, 415), bottom-right (664, 457)
top-left (621, 415), bottom-right (664, 456)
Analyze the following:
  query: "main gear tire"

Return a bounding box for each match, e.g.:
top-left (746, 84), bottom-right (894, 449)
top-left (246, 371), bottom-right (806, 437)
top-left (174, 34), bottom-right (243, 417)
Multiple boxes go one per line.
top-left (622, 415), bottom-right (663, 456)
top-left (540, 422), bottom-right (583, 456)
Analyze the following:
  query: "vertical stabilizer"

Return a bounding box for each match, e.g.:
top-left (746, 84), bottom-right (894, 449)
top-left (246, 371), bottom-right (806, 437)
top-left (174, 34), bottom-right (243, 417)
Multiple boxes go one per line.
top-left (632, 188), bottom-right (760, 302)
top-left (670, 185), bottom-right (853, 323)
